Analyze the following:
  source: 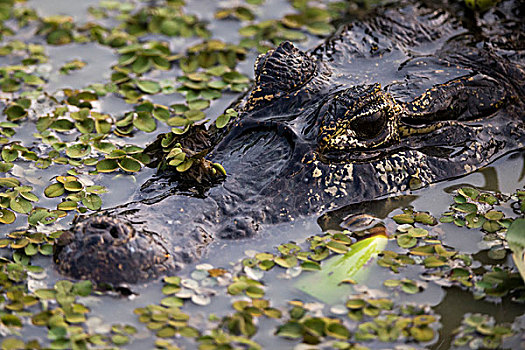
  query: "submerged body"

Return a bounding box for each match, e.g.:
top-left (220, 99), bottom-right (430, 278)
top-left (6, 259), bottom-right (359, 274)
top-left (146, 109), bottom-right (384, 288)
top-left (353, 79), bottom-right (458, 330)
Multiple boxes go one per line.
top-left (54, 0), bottom-right (525, 284)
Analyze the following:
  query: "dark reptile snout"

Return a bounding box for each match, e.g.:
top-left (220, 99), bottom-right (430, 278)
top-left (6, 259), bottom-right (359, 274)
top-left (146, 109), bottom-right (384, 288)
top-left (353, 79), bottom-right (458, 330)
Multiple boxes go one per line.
top-left (54, 216), bottom-right (175, 285)
top-left (82, 217), bottom-right (134, 244)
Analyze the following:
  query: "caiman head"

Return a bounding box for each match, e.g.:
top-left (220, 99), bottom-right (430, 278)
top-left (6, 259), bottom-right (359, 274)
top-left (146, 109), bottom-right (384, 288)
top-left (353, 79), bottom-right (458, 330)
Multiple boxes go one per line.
top-left (237, 41), bottom-right (521, 213)
top-left (242, 41), bottom-right (407, 159)
top-left (242, 41), bottom-right (517, 165)
top-left (53, 40), bottom-right (522, 286)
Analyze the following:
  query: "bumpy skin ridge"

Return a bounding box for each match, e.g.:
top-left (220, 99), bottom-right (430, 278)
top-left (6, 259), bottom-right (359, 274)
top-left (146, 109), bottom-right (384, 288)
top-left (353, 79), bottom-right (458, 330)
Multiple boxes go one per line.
top-left (254, 42), bottom-right (314, 86)
top-left (54, 216), bottom-right (176, 284)
top-left (55, 0), bottom-right (525, 285)
top-left (244, 41), bottom-right (328, 112)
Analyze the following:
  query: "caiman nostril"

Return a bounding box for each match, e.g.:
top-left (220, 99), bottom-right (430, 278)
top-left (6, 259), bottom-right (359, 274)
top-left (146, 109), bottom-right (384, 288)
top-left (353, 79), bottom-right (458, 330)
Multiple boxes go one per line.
top-left (54, 215), bottom-right (176, 285)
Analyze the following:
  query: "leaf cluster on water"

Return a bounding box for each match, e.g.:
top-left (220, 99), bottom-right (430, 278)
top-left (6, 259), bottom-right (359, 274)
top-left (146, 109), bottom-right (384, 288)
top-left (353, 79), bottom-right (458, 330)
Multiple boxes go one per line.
top-left (0, 0), bottom-right (520, 348)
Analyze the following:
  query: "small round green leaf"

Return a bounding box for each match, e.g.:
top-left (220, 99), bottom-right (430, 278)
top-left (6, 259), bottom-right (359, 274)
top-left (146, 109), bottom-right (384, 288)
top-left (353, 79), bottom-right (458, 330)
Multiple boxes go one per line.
top-left (118, 157), bottom-right (141, 172)
top-left (10, 197), bottom-right (32, 214)
top-left (216, 114), bottom-right (230, 128)
top-left (82, 194), bottom-right (102, 210)
top-left (44, 183), bottom-right (65, 198)
top-left (136, 80), bottom-right (161, 94)
top-left (64, 180), bottom-right (83, 192)
top-left (5, 105), bottom-right (27, 121)
top-left (0, 209), bottom-right (16, 224)
top-left (96, 159), bottom-right (118, 173)
top-left (133, 112), bottom-right (157, 132)
top-left (57, 201), bottom-right (78, 211)
top-left (66, 144), bottom-right (91, 159)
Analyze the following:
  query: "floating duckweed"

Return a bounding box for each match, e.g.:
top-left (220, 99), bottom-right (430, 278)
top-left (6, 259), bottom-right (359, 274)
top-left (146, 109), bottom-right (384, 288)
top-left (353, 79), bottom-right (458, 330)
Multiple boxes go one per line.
top-left (133, 111), bottom-right (157, 132)
top-left (63, 180), bottom-right (82, 192)
top-left (214, 108), bottom-right (237, 130)
top-left (134, 304), bottom-right (197, 339)
top-left (395, 226), bottom-right (430, 249)
top-left (110, 324), bottom-right (137, 345)
top-left (60, 59), bottom-right (86, 74)
top-left (0, 231), bottom-right (60, 256)
top-left (393, 208), bottom-right (437, 226)
top-left (276, 303), bottom-right (352, 344)
top-left (377, 251), bottom-right (415, 272)
top-left (215, 6), bottom-right (256, 21)
top-left (44, 176), bottom-right (106, 212)
top-left (441, 187), bottom-right (509, 233)
top-left (4, 102), bottom-right (28, 122)
top-left (116, 41), bottom-right (173, 75)
top-left (117, 157), bottom-right (141, 172)
top-left (239, 20), bottom-right (307, 53)
top-left (0, 179), bottom-right (39, 222)
top-left (348, 299), bottom-right (438, 343)
top-left (191, 294), bottom-right (211, 306)
top-left (453, 313), bottom-right (513, 349)
top-left (120, 1), bottom-right (209, 39)
top-left (37, 15), bottom-right (75, 45)
top-left (384, 278), bottom-right (424, 294)
top-left (81, 193), bottom-right (102, 210)
top-left (474, 267), bottom-right (525, 300)
top-left (0, 208), bottom-right (16, 224)
top-left (95, 159), bottom-right (118, 173)
top-left (1, 147), bottom-right (18, 162)
top-left (274, 254), bottom-right (298, 268)
top-left (162, 276), bottom-right (181, 295)
top-left (1, 337), bottom-right (26, 350)
top-left (198, 328), bottom-right (261, 349)
top-left (111, 334), bottom-right (129, 345)
top-left (136, 80), bottom-right (161, 94)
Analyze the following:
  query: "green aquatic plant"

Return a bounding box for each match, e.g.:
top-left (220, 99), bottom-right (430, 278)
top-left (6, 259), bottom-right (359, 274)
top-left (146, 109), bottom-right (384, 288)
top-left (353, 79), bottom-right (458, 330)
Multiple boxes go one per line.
top-left (295, 234), bottom-right (388, 304)
top-left (464, 0), bottom-right (500, 11)
top-left (0, 1), bottom-right (523, 349)
top-left (507, 219), bottom-right (525, 282)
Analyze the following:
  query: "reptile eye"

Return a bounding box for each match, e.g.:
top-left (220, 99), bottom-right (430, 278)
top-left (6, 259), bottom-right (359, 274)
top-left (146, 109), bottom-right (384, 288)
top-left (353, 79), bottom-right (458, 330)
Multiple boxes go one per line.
top-left (317, 84), bottom-right (399, 154)
top-left (350, 110), bottom-right (387, 140)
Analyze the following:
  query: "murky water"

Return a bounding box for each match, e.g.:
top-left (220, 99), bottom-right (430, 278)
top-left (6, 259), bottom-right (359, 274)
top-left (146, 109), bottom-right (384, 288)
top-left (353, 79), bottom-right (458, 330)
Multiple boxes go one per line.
top-left (61, 150), bottom-right (522, 350)
top-left (27, 0), bottom-right (102, 22)
top-left (2, 0), bottom-right (524, 349)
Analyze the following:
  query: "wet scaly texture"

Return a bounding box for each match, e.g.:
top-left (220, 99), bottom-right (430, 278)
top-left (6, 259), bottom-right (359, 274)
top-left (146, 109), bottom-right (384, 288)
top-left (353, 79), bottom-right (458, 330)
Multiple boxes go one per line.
top-left (57, 0), bottom-right (525, 285)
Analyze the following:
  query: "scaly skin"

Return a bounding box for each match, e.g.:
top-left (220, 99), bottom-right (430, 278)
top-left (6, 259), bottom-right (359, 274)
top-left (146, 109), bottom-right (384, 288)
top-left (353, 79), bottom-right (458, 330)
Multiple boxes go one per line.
top-left (54, 0), bottom-right (525, 285)
top-left (54, 216), bottom-right (174, 284)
